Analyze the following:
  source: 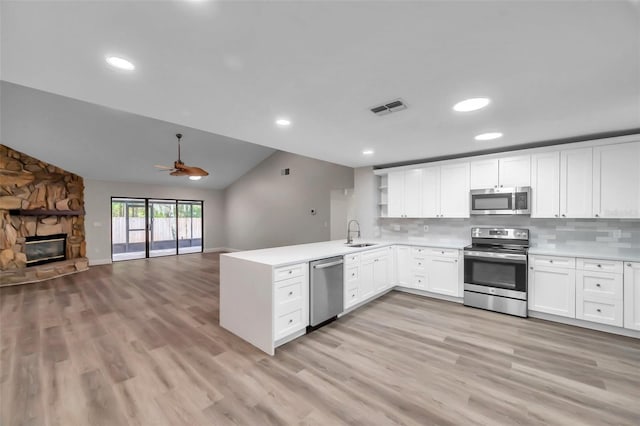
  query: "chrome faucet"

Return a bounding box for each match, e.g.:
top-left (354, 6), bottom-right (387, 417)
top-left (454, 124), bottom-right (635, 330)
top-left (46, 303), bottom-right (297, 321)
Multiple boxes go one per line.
top-left (346, 220), bottom-right (361, 244)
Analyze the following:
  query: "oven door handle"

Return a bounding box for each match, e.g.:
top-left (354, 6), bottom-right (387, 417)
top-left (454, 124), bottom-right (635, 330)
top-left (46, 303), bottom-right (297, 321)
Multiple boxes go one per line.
top-left (464, 251), bottom-right (527, 263)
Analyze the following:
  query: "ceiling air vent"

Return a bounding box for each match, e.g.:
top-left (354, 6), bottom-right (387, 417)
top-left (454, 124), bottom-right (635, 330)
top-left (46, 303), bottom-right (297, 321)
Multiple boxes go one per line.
top-left (370, 98), bottom-right (408, 116)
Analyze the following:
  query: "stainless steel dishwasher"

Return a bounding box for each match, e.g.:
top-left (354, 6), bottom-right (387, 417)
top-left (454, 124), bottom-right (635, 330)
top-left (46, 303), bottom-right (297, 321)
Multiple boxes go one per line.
top-left (309, 256), bottom-right (344, 328)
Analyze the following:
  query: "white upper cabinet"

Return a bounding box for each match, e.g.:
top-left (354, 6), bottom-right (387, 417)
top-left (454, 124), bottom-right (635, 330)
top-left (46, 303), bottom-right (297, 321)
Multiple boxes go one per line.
top-left (387, 170), bottom-right (422, 218)
top-left (531, 152), bottom-right (560, 218)
top-left (469, 159), bottom-right (499, 189)
top-left (420, 166), bottom-right (440, 218)
top-left (593, 141), bottom-right (640, 218)
top-left (439, 163), bottom-right (470, 218)
top-left (499, 155), bottom-right (531, 188)
top-left (470, 155), bottom-right (530, 190)
top-left (560, 147), bottom-right (593, 218)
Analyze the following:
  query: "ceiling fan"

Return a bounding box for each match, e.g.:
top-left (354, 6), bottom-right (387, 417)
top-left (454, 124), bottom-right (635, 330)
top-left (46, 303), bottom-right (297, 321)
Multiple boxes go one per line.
top-left (154, 133), bottom-right (209, 179)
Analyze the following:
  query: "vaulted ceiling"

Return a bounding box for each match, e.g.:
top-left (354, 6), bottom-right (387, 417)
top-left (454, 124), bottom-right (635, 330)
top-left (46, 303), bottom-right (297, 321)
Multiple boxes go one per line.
top-left (2, 0), bottom-right (639, 176)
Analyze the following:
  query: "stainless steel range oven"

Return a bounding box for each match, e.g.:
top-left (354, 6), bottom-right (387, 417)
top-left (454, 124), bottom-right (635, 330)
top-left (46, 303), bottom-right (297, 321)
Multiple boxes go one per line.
top-left (463, 227), bottom-right (529, 317)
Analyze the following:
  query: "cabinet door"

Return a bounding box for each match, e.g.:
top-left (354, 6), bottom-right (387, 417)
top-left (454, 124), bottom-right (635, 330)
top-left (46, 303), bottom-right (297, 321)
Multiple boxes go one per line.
top-left (624, 262), bottom-right (640, 331)
top-left (593, 142), bottom-right (640, 218)
top-left (499, 155), bottom-right (531, 187)
top-left (421, 166), bottom-right (440, 218)
top-left (359, 258), bottom-right (375, 301)
top-left (528, 265), bottom-right (576, 318)
top-left (395, 246), bottom-right (412, 287)
top-left (403, 169), bottom-right (423, 218)
top-left (531, 152), bottom-right (560, 218)
top-left (470, 159), bottom-right (499, 189)
top-left (387, 171), bottom-right (405, 218)
top-left (425, 256), bottom-right (459, 297)
top-left (560, 148), bottom-right (593, 218)
top-left (373, 255), bottom-right (390, 293)
top-left (440, 162), bottom-right (470, 218)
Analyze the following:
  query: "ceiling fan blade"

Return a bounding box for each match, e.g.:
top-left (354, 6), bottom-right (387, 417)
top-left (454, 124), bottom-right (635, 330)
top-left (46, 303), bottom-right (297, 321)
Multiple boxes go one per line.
top-left (169, 170), bottom-right (189, 176)
top-left (154, 164), bottom-right (174, 170)
top-left (181, 165), bottom-right (209, 176)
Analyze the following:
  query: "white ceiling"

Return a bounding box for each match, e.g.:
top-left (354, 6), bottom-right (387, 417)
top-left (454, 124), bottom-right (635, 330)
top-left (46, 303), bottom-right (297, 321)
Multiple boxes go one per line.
top-left (1, 1), bottom-right (639, 169)
top-left (0, 81), bottom-right (275, 189)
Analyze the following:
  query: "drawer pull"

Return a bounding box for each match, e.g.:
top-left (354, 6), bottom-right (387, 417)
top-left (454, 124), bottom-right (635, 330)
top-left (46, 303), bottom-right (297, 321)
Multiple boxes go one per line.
top-left (597, 264), bottom-right (602, 268)
top-left (530, 266), bottom-right (534, 270)
top-left (549, 260), bottom-right (553, 264)
top-left (289, 270), bottom-right (293, 274)
top-left (629, 263), bottom-right (633, 267)
top-left (441, 251), bottom-right (445, 254)
top-left (288, 291), bottom-right (293, 296)
top-left (352, 273), bottom-right (355, 277)
top-left (596, 309), bottom-right (601, 313)
top-left (418, 262), bottom-right (422, 266)
top-left (596, 283), bottom-right (601, 287)
top-left (352, 294), bottom-right (356, 298)
top-left (288, 319), bottom-right (293, 324)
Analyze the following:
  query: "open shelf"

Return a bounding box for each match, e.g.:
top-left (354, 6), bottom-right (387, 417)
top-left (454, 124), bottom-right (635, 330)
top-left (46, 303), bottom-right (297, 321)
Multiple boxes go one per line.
top-left (9, 209), bottom-right (85, 216)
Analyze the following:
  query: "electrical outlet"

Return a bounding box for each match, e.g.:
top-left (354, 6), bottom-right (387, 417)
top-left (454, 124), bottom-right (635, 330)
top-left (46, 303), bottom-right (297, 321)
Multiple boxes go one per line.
top-left (423, 225), bottom-right (429, 232)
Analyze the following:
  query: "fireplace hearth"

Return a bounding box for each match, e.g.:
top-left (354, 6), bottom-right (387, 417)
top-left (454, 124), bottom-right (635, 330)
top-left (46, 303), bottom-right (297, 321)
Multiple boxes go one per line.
top-left (25, 234), bottom-right (67, 267)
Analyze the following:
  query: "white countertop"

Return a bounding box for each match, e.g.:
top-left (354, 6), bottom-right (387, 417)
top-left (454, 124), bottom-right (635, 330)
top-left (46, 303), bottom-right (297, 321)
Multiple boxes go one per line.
top-left (528, 246), bottom-right (640, 263)
top-left (222, 238), bottom-right (467, 267)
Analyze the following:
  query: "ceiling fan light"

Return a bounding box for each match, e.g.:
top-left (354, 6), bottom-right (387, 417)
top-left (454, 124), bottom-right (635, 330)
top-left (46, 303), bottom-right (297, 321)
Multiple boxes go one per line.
top-left (189, 176), bottom-right (202, 181)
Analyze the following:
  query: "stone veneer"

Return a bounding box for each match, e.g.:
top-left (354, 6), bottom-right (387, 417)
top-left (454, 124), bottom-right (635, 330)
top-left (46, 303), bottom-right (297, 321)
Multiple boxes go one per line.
top-left (0, 144), bottom-right (88, 286)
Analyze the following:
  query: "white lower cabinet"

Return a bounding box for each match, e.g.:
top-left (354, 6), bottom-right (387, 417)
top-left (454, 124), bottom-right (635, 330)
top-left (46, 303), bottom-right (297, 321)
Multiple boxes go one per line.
top-left (344, 247), bottom-right (392, 310)
top-left (576, 267), bottom-right (623, 327)
top-left (624, 262), bottom-right (640, 331)
top-left (425, 254), bottom-right (460, 297)
top-left (395, 246), bottom-right (412, 287)
top-left (528, 256), bottom-right (576, 318)
top-left (273, 264), bottom-right (309, 341)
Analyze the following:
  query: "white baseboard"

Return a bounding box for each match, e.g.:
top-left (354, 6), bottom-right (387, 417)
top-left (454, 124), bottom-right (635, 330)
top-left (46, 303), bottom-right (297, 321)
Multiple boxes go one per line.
top-left (394, 286), bottom-right (463, 304)
top-left (204, 247), bottom-right (240, 253)
top-left (528, 311), bottom-right (640, 339)
top-left (89, 258), bottom-right (112, 266)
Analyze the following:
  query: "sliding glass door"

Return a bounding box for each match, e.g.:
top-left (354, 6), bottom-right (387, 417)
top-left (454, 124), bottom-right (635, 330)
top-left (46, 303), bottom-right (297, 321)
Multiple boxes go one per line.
top-left (178, 201), bottom-right (203, 254)
top-left (111, 197), bottom-right (203, 262)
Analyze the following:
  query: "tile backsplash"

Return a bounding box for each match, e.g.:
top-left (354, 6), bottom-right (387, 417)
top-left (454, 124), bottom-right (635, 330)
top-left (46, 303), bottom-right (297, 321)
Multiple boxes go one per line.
top-left (376, 216), bottom-right (640, 249)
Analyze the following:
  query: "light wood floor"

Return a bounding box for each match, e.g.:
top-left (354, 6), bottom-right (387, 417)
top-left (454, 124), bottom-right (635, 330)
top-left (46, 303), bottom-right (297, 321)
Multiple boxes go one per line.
top-left (1, 253), bottom-right (640, 425)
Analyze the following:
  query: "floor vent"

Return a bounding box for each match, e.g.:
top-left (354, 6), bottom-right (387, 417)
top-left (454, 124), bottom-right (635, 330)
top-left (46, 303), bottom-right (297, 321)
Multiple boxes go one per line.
top-left (370, 98), bottom-right (408, 116)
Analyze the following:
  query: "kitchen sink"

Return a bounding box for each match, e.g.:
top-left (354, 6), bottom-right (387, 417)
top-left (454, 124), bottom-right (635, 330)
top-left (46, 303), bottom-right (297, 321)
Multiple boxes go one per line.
top-left (346, 243), bottom-right (377, 248)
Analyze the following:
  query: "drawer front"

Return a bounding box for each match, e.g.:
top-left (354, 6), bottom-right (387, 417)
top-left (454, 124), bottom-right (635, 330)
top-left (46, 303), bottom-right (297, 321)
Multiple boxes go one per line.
top-left (413, 274), bottom-right (427, 290)
top-left (412, 258), bottom-right (426, 270)
top-left (426, 248), bottom-right (458, 258)
top-left (344, 253), bottom-right (360, 265)
top-left (412, 247), bottom-right (427, 258)
top-left (577, 258), bottom-right (623, 274)
top-left (274, 277), bottom-right (304, 307)
top-left (532, 255), bottom-right (575, 269)
top-left (577, 271), bottom-right (623, 300)
top-left (346, 266), bottom-right (359, 283)
top-left (362, 248), bottom-right (388, 262)
top-left (274, 308), bottom-right (305, 339)
top-left (577, 299), bottom-right (623, 327)
top-left (345, 287), bottom-right (359, 307)
top-left (274, 263), bottom-right (306, 281)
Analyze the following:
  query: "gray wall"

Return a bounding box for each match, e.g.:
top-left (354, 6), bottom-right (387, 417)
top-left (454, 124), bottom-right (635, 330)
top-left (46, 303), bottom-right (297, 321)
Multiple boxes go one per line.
top-left (224, 151), bottom-right (354, 250)
top-left (84, 179), bottom-right (226, 264)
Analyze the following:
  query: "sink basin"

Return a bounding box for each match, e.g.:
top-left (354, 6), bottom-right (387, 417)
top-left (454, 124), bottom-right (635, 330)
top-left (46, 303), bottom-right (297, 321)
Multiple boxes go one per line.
top-left (346, 243), bottom-right (377, 248)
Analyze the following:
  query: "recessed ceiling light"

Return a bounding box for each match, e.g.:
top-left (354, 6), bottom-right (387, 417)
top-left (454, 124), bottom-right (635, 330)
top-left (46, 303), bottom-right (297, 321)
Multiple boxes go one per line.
top-left (189, 176), bottom-right (202, 181)
top-left (106, 56), bottom-right (135, 71)
top-left (474, 132), bottom-right (503, 141)
top-left (275, 118), bottom-right (291, 127)
top-left (362, 150), bottom-right (374, 155)
top-left (453, 97), bottom-right (490, 112)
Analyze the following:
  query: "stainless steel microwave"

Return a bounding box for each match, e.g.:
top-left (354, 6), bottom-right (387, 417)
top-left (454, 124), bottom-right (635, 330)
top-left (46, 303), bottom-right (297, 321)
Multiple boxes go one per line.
top-left (470, 187), bottom-right (531, 215)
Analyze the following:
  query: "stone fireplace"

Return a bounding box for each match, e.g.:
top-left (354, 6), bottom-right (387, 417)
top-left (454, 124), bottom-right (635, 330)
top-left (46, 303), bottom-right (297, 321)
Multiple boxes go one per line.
top-left (1, 144), bottom-right (88, 286)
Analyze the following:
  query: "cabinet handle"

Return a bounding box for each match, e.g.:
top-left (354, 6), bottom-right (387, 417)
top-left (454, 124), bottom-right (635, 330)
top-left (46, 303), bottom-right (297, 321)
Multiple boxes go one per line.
top-left (441, 251), bottom-right (445, 254)
top-left (454, 259), bottom-right (458, 263)
top-left (561, 214), bottom-right (566, 217)
top-left (549, 260), bottom-right (553, 264)
top-left (629, 263), bottom-right (633, 267)
top-left (289, 270), bottom-right (293, 274)
top-left (288, 319), bottom-right (293, 324)
top-left (595, 214), bottom-right (600, 218)
top-left (500, 185), bottom-right (503, 188)
top-left (352, 273), bottom-right (355, 277)
top-left (554, 214), bottom-right (558, 218)
top-left (596, 283), bottom-right (601, 287)
top-left (597, 264), bottom-right (602, 268)
top-left (596, 309), bottom-right (601, 313)
top-left (494, 185), bottom-right (498, 188)
top-left (530, 266), bottom-right (534, 270)
top-left (289, 291), bottom-right (293, 296)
